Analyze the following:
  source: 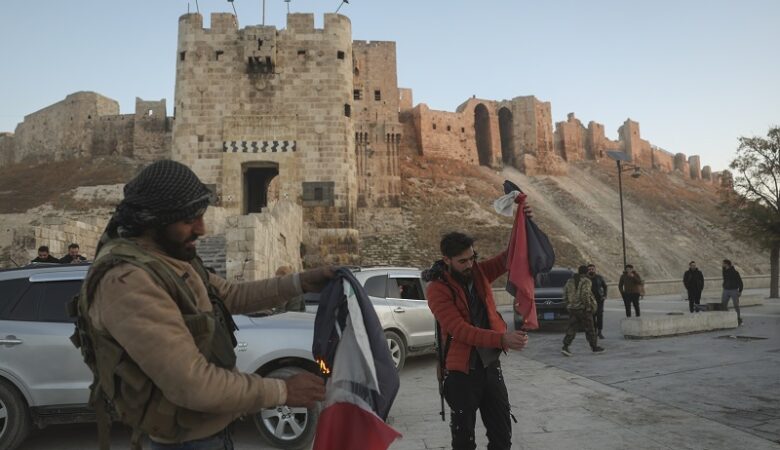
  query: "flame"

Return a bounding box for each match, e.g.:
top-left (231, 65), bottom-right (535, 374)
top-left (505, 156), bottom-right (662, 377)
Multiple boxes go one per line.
top-left (316, 358), bottom-right (331, 375)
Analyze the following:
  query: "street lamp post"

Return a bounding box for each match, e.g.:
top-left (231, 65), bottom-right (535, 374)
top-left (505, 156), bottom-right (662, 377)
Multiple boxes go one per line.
top-left (616, 159), bottom-right (628, 268)
top-left (606, 151), bottom-right (641, 270)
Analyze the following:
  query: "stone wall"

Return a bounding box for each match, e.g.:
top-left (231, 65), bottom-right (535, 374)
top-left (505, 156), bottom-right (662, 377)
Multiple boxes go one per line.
top-left (0, 91), bottom-right (172, 168)
top-left (0, 133), bottom-right (14, 167)
top-left (11, 92), bottom-right (118, 164)
top-left (357, 207), bottom-right (424, 267)
top-left (411, 103), bottom-right (476, 164)
top-left (674, 153), bottom-right (690, 177)
top-left (225, 200), bottom-right (303, 281)
top-left (9, 218), bottom-right (102, 265)
top-left (554, 113), bottom-right (586, 162)
top-left (302, 228), bottom-right (360, 267)
top-left (92, 115), bottom-right (135, 157)
top-left (586, 121), bottom-right (621, 160)
top-left (652, 147), bottom-right (675, 172)
top-left (688, 155), bottom-right (701, 179)
top-left (133, 98), bottom-right (172, 161)
top-left (353, 40), bottom-right (402, 208)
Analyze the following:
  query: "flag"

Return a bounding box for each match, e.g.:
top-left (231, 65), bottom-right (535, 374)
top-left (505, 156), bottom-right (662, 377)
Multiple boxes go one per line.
top-left (312, 270), bottom-right (402, 450)
top-left (505, 192), bottom-right (539, 330)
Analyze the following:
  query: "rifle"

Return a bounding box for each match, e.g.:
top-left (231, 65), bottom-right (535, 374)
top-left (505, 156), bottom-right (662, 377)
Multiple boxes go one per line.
top-left (434, 320), bottom-right (450, 422)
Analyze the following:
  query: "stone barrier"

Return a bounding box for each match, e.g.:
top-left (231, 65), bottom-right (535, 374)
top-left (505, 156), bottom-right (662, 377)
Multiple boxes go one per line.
top-left (621, 311), bottom-right (738, 339)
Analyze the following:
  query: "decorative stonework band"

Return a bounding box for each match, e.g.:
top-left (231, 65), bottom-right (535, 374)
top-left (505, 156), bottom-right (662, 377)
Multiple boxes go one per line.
top-left (222, 140), bottom-right (297, 153)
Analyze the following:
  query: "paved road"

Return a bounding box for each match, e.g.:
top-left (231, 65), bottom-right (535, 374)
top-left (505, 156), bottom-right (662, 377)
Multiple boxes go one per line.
top-left (16, 292), bottom-right (780, 449)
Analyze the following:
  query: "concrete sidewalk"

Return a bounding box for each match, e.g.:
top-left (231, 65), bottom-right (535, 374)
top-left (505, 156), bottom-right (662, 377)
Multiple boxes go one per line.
top-left (387, 290), bottom-right (779, 450)
top-left (387, 354), bottom-right (780, 450)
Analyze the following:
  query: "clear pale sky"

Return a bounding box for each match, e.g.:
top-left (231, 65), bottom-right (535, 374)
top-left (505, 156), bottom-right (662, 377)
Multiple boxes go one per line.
top-left (1, 0), bottom-right (778, 171)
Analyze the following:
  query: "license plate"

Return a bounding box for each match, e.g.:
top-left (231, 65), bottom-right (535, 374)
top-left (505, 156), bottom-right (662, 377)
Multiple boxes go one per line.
top-left (543, 312), bottom-right (555, 320)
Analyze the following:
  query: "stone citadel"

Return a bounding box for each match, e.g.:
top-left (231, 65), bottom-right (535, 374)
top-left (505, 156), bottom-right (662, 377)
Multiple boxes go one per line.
top-left (0, 12), bottom-right (726, 277)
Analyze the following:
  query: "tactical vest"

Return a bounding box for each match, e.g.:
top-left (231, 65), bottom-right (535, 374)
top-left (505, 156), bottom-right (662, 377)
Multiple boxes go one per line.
top-left (564, 276), bottom-right (595, 311)
top-left (69, 239), bottom-right (238, 449)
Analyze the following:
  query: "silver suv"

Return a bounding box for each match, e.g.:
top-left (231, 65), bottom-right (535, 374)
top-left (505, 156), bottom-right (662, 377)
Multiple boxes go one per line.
top-left (352, 267), bottom-right (435, 370)
top-left (0, 264), bottom-right (321, 450)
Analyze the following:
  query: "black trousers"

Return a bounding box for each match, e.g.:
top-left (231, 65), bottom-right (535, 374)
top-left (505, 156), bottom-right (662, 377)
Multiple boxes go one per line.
top-left (444, 362), bottom-right (511, 450)
top-left (687, 289), bottom-right (702, 313)
top-left (622, 293), bottom-right (640, 317)
top-left (593, 300), bottom-right (605, 331)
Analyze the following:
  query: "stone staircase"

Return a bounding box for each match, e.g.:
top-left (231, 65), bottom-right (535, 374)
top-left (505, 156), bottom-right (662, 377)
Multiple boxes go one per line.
top-left (196, 234), bottom-right (226, 277)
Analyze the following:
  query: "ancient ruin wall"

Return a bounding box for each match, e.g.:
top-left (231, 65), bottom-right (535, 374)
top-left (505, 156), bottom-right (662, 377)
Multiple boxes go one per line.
top-left (173, 13), bottom-right (358, 231)
top-left (133, 98), bottom-right (172, 161)
top-left (651, 148), bottom-right (675, 172)
top-left (411, 104), bottom-right (477, 164)
top-left (586, 121), bottom-right (621, 160)
top-left (11, 92), bottom-right (118, 164)
top-left (688, 155), bottom-right (702, 179)
top-left (674, 153), bottom-right (691, 177)
top-left (353, 40), bottom-right (402, 208)
top-left (554, 113), bottom-right (586, 162)
top-left (0, 133), bottom-right (14, 167)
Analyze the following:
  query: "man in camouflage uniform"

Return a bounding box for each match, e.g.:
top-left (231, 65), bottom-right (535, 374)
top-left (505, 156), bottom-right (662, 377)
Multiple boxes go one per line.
top-left (561, 265), bottom-right (604, 356)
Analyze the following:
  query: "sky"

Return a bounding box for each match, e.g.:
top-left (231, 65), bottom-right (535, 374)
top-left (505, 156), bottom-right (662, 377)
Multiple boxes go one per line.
top-left (1, 0), bottom-right (778, 171)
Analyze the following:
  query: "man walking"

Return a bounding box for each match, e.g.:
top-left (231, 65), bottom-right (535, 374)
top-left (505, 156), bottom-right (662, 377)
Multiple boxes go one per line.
top-left (587, 263), bottom-right (608, 339)
top-left (425, 231), bottom-right (528, 450)
top-left (71, 160), bottom-right (328, 449)
top-left (618, 264), bottom-right (643, 317)
top-left (562, 265), bottom-right (604, 356)
top-left (683, 261), bottom-right (704, 313)
top-left (721, 259), bottom-right (744, 325)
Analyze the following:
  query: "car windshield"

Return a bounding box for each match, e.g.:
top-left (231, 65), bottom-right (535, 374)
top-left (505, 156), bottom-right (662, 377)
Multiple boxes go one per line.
top-left (537, 271), bottom-right (572, 288)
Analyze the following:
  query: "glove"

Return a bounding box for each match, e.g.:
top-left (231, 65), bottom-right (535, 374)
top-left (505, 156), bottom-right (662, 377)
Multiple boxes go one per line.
top-left (299, 266), bottom-right (337, 293)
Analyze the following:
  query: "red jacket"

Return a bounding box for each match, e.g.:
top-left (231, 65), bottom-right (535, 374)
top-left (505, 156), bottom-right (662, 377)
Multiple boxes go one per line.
top-left (426, 252), bottom-right (508, 374)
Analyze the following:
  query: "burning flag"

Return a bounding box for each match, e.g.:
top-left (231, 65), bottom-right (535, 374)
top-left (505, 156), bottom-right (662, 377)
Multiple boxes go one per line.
top-left (312, 269), bottom-right (401, 450)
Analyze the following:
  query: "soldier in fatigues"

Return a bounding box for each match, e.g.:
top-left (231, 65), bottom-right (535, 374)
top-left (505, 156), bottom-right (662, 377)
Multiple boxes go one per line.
top-left (561, 265), bottom-right (604, 356)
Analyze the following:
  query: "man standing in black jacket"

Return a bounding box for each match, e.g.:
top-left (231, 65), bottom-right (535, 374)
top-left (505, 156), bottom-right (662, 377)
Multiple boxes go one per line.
top-left (683, 261), bottom-right (705, 313)
top-left (721, 259), bottom-right (744, 325)
top-left (587, 263), bottom-right (608, 339)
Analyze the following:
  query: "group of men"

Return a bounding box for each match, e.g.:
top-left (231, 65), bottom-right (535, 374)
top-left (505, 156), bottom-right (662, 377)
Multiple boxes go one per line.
top-left (684, 259), bottom-right (744, 325)
top-left (30, 244), bottom-right (87, 264)
top-left (55, 158), bottom-right (750, 450)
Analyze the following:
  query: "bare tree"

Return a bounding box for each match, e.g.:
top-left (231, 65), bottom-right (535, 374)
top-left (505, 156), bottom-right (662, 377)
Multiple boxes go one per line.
top-left (721, 127), bottom-right (780, 298)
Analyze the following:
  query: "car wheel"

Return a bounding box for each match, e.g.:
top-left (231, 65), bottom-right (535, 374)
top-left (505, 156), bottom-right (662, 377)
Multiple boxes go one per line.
top-left (253, 366), bottom-right (320, 450)
top-left (385, 330), bottom-right (406, 371)
top-left (0, 379), bottom-right (31, 450)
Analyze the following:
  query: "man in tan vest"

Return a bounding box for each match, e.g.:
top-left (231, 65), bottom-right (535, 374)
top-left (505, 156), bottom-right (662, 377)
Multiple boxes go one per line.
top-left (77, 160), bottom-right (329, 450)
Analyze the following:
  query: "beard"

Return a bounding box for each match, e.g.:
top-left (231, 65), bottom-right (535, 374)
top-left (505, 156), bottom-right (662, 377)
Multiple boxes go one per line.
top-left (154, 229), bottom-right (198, 261)
top-left (450, 266), bottom-right (474, 283)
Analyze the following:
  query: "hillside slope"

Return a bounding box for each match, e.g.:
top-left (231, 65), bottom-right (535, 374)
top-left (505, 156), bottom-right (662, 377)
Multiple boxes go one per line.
top-left (393, 155), bottom-right (768, 283)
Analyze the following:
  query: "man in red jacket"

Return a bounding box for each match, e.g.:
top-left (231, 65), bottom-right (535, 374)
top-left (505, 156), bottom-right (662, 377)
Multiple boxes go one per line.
top-left (425, 232), bottom-right (529, 450)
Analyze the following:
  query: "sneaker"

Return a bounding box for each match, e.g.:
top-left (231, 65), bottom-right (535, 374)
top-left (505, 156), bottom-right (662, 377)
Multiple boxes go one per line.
top-left (561, 346), bottom-right (572, 357)
top-left (598, 332), bottom-right (605, 339)
top-left (592, 346), bottom-right (605, 353)
top-left (738, 318), bottom-right (744, 326)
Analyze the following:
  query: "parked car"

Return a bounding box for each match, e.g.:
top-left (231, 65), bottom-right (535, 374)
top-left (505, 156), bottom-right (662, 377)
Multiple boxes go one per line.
top-left (0, 264), bottom-right (320, 450)
top-left (305, 267), bottom-right (435, 371)
top-left (514, 267), bottom-right (575, 330)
